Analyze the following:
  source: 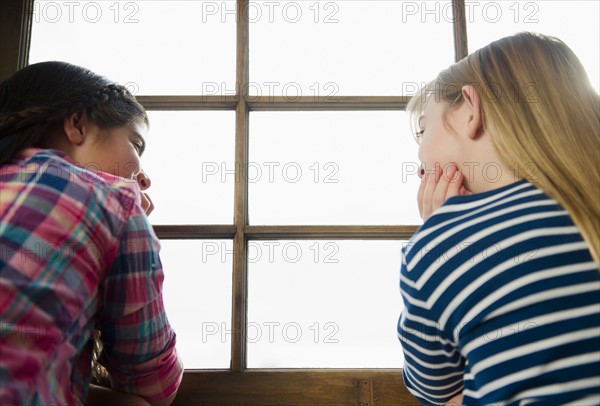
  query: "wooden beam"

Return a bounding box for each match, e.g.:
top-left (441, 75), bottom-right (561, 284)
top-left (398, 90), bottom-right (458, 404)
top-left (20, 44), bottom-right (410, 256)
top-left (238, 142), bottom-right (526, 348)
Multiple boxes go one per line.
top-left (153, 225), bottom-right (419, 241)
top-left (171, 370), bottom-right (415, 405)
top-left (245, 225), bottom-right (418, 240)
top-left (248, 96), bottom-right (410, 111)
top-left (137, 95), bottom-right (238, 111)
top-left (153, 225), bottom-right (236, 240)
top-left (137, 96), bottom-right (409, 111)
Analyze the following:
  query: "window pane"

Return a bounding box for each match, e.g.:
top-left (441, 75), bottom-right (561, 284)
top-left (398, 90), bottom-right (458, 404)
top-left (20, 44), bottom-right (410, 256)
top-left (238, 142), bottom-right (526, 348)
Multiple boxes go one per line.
top-left (467, 1), bottom-right (599, 91)
top-left (143, 111), bottom-right (235, 225)
top-left (161, 240), bottom-right (233, 369)
top-left (250, 0), bottom-right (455, 96)
top-left (249, 111), bottom-right (421, 225)
top-left (29, 0), bottom-right (236, 95)
top-left (248, 240), bottom-right (404, 368)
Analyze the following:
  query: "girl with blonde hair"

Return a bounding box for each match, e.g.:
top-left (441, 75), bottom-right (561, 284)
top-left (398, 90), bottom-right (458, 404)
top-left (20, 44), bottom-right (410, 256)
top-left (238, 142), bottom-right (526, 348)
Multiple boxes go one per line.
top-left (398, 32), bottom-right (600, 405)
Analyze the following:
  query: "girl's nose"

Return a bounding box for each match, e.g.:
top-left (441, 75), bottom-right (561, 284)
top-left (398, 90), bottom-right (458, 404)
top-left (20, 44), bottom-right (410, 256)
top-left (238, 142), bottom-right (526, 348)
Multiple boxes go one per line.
top-left (137, 171), bottom-right (151, 191)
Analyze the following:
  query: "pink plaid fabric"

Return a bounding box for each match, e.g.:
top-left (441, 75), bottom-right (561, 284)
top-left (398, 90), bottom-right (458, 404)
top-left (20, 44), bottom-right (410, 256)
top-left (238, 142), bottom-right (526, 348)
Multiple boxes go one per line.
top-left (1, 148), bottom-right (183, 405)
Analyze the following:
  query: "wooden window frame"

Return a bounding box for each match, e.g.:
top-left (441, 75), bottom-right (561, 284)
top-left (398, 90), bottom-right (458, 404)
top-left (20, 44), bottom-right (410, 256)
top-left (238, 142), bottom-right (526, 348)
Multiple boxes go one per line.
top-left (4, 0), bottom-right (468, 403)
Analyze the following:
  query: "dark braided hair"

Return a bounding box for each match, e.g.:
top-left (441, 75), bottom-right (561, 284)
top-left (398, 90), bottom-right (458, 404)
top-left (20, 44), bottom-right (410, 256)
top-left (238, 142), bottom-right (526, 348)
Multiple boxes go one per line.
top-left (0, 61), bottom-right (148, 165)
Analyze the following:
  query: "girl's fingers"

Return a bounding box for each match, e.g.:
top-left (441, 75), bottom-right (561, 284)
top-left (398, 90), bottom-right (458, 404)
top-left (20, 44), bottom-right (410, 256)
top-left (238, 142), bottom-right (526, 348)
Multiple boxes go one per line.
top-left (432, 165), bottom-right (456, 208)
top-left (425, 165), bottom-right (445, 219)
top-left (445, 393), bottom-right (463, 406)
top-left (140, 192), bottom-right (154, 216)
top-left (445, 165), bottom-right (463, 198)
top-left (419, 164), bottom-right (468, 221)
top-left (417, 174), bottom-right (427, 219)
top-left (459, 185), bottom-right (472, 196)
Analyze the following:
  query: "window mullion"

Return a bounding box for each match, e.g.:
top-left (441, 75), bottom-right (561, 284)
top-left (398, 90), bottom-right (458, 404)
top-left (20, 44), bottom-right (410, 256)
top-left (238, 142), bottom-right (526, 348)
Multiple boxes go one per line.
top-left (452, 0), bottom-right (469, 61)
top-left (231, 0), bottom-right (250, 372)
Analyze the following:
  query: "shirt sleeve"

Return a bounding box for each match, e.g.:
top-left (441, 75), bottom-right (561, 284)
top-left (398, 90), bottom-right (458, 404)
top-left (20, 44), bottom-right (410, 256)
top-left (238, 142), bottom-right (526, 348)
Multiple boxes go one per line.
top-left (398, 308), bottom-right (464, 405)
top-left (398, 244), bottom-right (464, 405)
top-left (97, 200), bottom-right (183, 404)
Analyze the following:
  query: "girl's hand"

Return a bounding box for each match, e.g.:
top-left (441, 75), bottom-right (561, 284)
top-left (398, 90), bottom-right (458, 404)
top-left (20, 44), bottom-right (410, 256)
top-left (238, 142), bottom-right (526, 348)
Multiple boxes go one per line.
top-left (87, 384), bottom-right (151, 406)
top-left (446, 393), bottom-right (463, 405)
top-left (418, 163), bottom-right (471, 221)
top-left (135, 171), bottom-right (153, 216)
top-left (140, 192), bottom-right (154, 216)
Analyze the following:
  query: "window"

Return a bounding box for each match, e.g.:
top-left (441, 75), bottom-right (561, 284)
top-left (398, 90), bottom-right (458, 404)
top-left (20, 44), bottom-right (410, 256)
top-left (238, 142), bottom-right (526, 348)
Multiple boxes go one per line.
top-left (7, 0), bottom-right (597, 402)
top-left (28, 0), bottom-right (432, 375)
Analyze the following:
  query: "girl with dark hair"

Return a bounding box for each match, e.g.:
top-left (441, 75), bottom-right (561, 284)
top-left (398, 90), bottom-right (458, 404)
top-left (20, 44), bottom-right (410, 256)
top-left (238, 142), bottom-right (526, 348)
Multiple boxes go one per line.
top-left (0, 61), bottom-right (183, 405)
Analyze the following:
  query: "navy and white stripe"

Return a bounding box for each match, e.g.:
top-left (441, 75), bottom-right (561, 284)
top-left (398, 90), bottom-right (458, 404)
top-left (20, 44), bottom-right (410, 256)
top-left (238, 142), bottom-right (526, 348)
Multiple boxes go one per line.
top-left (398, 179), bottom-right (600, 405)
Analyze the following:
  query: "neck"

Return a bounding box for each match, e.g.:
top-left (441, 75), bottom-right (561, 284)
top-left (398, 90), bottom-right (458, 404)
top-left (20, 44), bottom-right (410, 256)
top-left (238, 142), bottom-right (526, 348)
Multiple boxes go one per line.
top-left (461, 130), bottom-right (521, 194)
top-left (464, 159), bottom-right (519, 194)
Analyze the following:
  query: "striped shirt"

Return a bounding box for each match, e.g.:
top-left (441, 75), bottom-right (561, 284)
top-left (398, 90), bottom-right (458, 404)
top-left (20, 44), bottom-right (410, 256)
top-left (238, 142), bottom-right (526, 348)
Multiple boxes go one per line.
top-left (398, 179), bottom-right (600, 405)
top-left (0, 148), bottom-right (183, 405)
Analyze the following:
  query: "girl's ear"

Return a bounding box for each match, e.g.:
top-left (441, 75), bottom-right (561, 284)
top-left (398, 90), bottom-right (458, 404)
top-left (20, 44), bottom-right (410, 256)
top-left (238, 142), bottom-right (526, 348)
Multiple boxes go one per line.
top-left (63, 110), bottom-right (88, 145)
top-left (461, 85), bottom-right (483, 140)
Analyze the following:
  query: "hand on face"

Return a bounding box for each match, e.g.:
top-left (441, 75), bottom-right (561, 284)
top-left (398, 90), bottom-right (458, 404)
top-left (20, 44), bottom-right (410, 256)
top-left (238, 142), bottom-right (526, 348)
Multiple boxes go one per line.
top-left (140, 192), bottom-right (154, 216)
top-left (417, 163), bottom-right (471, 221)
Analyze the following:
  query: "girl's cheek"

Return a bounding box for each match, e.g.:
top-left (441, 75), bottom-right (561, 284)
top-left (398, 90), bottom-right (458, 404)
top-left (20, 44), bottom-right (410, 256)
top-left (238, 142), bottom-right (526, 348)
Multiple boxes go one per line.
top-left (417, 143), bottom-right (431, 169)
top-left (417, 144), bottom-right (425, 164)
top-left (122, 161), bottom-right (140, 179)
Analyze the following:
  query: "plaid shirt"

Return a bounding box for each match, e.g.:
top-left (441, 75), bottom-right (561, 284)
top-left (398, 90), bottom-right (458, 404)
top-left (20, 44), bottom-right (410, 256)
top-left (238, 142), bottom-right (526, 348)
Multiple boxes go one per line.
top-left (0, 149), bottom-right (183, 405)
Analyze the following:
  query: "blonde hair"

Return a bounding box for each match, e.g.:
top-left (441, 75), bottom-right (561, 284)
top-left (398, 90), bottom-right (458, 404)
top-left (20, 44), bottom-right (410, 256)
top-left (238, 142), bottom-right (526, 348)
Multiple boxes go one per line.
top-left (407, 32), bottom-right (600, 267)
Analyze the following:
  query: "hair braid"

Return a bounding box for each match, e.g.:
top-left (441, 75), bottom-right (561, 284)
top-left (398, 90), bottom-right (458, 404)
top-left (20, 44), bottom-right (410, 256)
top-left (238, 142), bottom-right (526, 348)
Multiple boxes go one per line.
top-left (90, 329), bottom-right (111, 387)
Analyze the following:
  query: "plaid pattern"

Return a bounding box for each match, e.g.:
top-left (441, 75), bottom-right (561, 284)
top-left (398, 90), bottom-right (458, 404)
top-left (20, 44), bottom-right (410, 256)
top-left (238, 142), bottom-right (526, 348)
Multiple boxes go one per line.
top-left (0, 149), bottom-right (183, 405)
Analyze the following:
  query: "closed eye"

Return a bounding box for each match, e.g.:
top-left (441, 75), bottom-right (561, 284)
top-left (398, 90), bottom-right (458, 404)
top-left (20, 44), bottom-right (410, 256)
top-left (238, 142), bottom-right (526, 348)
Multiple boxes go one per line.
top-left (130, 133), bottom-right (146, 156)
top-left (132, 141), bottom-right (143, 155)
top-left (415, 129), bottom-right (425, 144)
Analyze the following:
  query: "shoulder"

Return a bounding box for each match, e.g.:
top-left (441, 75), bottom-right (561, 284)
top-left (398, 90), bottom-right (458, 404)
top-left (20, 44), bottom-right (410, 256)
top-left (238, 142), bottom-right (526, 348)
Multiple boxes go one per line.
top-left (403, 179), bottom-right (571, 264)
top-left (401, 179), bottom-right (597, 330)
top-left (431, 179), bottom-right (552, 225)
top-left (0, 149), bottom-right (148, 261)
top-left (401, 181), bottom-right (590, 297)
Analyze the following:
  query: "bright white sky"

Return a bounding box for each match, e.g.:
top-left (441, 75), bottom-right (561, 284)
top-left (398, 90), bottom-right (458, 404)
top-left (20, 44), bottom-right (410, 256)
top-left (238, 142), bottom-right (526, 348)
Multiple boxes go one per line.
top-left (29, 0), bottom-right (600, 369)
